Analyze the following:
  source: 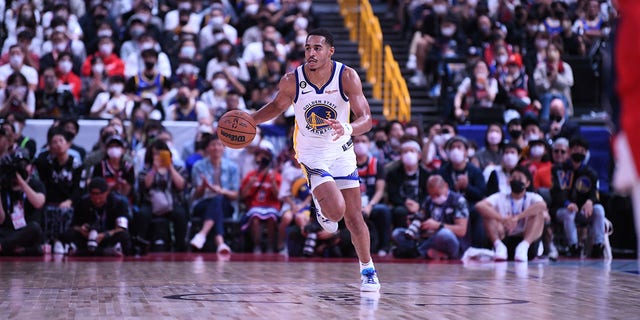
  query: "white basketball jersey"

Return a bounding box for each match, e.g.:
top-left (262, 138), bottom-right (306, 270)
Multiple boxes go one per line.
top-left (292, 61), bottom-right (351, 155)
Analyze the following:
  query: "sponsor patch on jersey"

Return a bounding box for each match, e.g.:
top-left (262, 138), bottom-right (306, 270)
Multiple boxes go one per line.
top-left (300, 81), bottom-right (307, 89)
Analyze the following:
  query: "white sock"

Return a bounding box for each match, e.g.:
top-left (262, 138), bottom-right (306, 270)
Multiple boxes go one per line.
top-left (518, 240), bottom-right (530, 249)
top-left (360, 259), bottom-right (374, 272)
top-left (493, 239), bottom-right (504, 249)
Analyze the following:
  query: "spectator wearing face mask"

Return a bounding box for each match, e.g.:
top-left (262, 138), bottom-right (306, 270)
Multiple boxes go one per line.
top-left (422, 122), bottom-right (457, 171)
top-left (0, 71), bottom-right (36, 119)
top-left (163, 0), bottom-right (203, 34)
top-left (39, 28), bottom-right (85, 76)
top-left (453, 60), bottom-right (499, 123)
top-left (485, 142), bottom-right (521, 195)
top-left (81, 36), bottom-right (125, 78)
top-left (520, 139), bottom-right (552, 189)
top-left (0, 45), bottom-right (39, 91)
top-left (171, 56), bottom-right (206, 96)
top-left (53, 52), bottom-right (82, 101)
top-left (35, 67), bottom-right (76, 118)
top-left (544, 97), bottom-right (580, 141)
top-left (90, 135), bottom-right (135, 199)
top-left (385, 137), bottom-right (432, 230)
top-left (90, 75), bottom-right (132, 119)
top-left (533, 41), bottom-right (574, 121)
top-left (198, 4), bottom-right (238, 51)
top-left (438, 135), bottom-right (487, 247)
top-left (165, 85), bottom-right (210, 122)
top-left (475, 123), bottom-right (505, 171)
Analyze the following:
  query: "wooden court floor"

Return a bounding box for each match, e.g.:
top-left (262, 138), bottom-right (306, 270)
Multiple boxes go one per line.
top-left (0, 254), bottom-right (638, 319)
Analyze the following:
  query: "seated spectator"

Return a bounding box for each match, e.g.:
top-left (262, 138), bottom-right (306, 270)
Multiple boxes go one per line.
top-left (484, 142), bottom-right (521, 195)
top-left (240, 143), bottom-right (282, 253)
top-left (1, 1), bottom-right (43, 57)
top-left (90, 135), bottom-right (135, 199)
top-left (124, 34), bottom-right (172, 79)
top-left (198, 4), bottom-right (238, 51)
top-left (35, 67), bottom-right (76, 118)
top-left (573, 0), bottom-right (609, 50)
top-left (203, 38), bottom-right (250, 95)
top-left (79, 55), bottom-right (109, 115)
top-left (496, 54), bottom-right (535, 120)
top-left (474, 122), bottom-right (505, 171)
top-left (552, 137), bottom-right (606, 258)
top-left (60, 177), bottom-right (130, 256)
top-left (163, 0), bottom-right (203, 35)
top-left (79, 4), bottom-right (120, 55)
top-left (81, 36), bottom-right (124, 78)
top-left (0, 148), bottom-right (45, 256)
top-left (189, 133), bottom-right (239, 253)
top-left (276, 146), bottom-right (312, 254)
top-left (41, 4), bottom-right (84, 46)
top-left (165, 85), bottom-right (210, 121)
top-left (53, 52), bottom-right (82, 101)
top-left (385, 137), bottom-right (431, 229)
top-left (39, 29), bottom-right (85, 76)
top-left (506, 117), bottom-right (527, 151)
top-left (242, 26), bottom-right (287, 70)
top-left (422, 122), bottom-right (456, 171)
top-left (453, 60), bottom-right (499, 122)
top-left (3, 113), bottom-right (36, 160)
top-left (0, 72), bottom-right (36, 118)
top-left (545, 97), bottom-right (580, 141)
top-left (0, 45), bottom-right (39, 90)
top-left (171, 56), bottom-right (207, 96)
top-left (119, 16), bottom-right (149, 60)
top-left (354, 133), bottom-right (392, 255)
top-left (54, 117), bottom-right (87, 163)
top-left (380, 120), bottom-right (405, 164)
top-left (0, 30), bottom-right (41, 71)
top-left (124, 49), bottom-right (173, 105)
top-left (438, 136), bottom-right (487, 247)
top-left (533, 41), bottom-right (574, 121)
top-left (90, 75), bottom-right (131, 119)
top-left (136, 140), bottom-right (188, 252)
top-left (475, 166), bottom-right (546, 262)
top-left (520, 139), bottom-right (552, 190)
top-left (392, 174), bottom-right (469, 259)
top-left (33, 127), bottom-right (83, 254)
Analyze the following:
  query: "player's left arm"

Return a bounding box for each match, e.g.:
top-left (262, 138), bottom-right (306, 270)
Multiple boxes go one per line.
top-left (325, 67), bottom-right (372, 139)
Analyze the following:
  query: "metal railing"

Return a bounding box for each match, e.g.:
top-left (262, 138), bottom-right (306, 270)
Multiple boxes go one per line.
top-left (338, 0), bottom-right (411, 121)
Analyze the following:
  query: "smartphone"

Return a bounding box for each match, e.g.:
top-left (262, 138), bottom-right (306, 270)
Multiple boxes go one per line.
top-left (159, 150), bottom-right (172, 167)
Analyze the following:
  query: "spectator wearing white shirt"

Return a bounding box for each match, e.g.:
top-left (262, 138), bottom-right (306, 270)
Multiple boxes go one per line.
top-left (90, 75), bottom-right (132, 119)
top-left (164, 0), bottom-right (203, 33)
top-left (123, 34), bottom-right (173, 79)
top-left (242, 25), bottom-right (287, 68)
top-left (198, 4), bottom-right (238, 51)
top-left (475, 166), bottom-right (546, 262)
top-left (0, 45), bottom-right (39, 91)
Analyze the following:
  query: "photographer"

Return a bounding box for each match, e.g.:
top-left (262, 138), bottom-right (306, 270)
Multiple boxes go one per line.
top-left (0, 148), bottom-right (46, 256)
top-left (60, 177), bottom-right (130, 256)
top-left (392, 175), bottom-right (469, 259)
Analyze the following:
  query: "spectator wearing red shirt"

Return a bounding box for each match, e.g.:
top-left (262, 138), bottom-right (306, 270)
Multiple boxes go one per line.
top-left (239, 142), bottom-right (282, 253)
top-left (81, 36), bottom-right (125, 77)
top-left (55, 52), bottom-right (82, 101)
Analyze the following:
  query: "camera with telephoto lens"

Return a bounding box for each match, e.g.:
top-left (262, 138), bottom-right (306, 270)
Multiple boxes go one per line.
top-left (0, 149), bottom-right (30, 190)
top-left (404, 212), bottom-right (426, 240)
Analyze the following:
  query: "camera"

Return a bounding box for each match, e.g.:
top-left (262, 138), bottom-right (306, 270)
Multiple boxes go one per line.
top-left (0, 151), bottom-right (29, 189)
top-left (404, 213), bottom-right (425, 240)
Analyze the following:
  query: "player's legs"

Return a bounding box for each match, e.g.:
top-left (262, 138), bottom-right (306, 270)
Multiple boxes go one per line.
top-left (341, 187), bottom-right (372, 264)
top-left (313, 181), bottom-right (346, 222)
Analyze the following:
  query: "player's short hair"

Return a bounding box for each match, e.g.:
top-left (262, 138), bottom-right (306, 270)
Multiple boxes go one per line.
top-left (307, 28), bottom-right (334, 47)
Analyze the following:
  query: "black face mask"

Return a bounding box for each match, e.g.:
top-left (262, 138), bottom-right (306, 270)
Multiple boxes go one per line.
top-left (510, 180), bottom-right (526, 194)
top-left (176, 95), bottom-right (189, 105)
top-left (144, 61), bottom-right (155, 70)
top-left (571, 153), bottom-right (586, 163)
top-left (257, 156), bottom-right (271, 169)
top-left (509, 130), bottom-right (522, 139)
top-left (375, 140), bottom-right (386, 149)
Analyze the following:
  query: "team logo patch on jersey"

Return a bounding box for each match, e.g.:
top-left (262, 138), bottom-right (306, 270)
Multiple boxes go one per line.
top-left (300, 81), bottom-right (307, 89)
top-left (303, 100), bottom-right (337, 134)
top-left (575, 175), bottom-right (592, 193)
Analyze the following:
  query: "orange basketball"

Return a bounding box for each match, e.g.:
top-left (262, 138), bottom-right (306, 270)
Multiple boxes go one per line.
top-left (217, 110), bottom-right (257, 149)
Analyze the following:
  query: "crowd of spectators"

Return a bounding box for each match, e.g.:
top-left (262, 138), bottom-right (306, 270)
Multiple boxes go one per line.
top-left (0, 0), bottom-right (612, 261)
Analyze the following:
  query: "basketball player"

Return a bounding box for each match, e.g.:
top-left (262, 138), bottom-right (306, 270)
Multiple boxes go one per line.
top-left (251, 28), bottom-right (380, 292)
top-left (612, 0), bottom-right (640, 271)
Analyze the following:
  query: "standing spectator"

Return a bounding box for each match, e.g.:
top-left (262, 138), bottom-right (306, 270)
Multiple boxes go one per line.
top-left (136, 140), bottom-right (188, 252)
top-left (533, 41), bottom-right (574, 121)
top-left (385, 137), bottom-right (431, 229)
top-left (453, 60), bottom-right (499, 122)
top-left (0, 72), bottom-right (36, 118)
top-left (475, 166), bottom-right (546, 262)
top-left (59, 177), bottom-right (130, 256)
top-left (354, 133), bottom-right (392, 256)
top-left (0, 149), bottom-right (46, 256)
top-left (392, 175), bottom-right (469, 259)
top-left (0, 45), bottom-right (39, 90)
top-left (240, 143), bottom-right (282, 253)
top-left (552, 137), bottom-right (606, 258)
top-left (189, 133), bottom-right (239, 253)
top-left (35, 67), bottom-right (76, 118)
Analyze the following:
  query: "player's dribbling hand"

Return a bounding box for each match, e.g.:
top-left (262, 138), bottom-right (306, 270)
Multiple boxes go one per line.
top-left (323, 118), bottom-right (352, 141)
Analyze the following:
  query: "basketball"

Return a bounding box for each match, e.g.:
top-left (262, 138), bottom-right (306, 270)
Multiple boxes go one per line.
top-left (217, 110), bottom-right (257, 149)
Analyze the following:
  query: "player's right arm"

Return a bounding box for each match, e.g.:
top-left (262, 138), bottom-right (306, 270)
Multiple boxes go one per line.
top-left (251, 72), bottom-right (296, 125)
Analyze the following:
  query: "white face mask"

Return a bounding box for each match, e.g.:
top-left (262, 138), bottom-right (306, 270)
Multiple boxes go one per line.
top-left (467, 149), bottom-right (476, 158)
top-left (497, 54), bottom-right (508, 65)
top-left (212, 78), bottom-right (228, 91)
top-left (503, 153), bottom-right (519, 169)
top-left (245, 4), bottom-right (259, 15)
top-left (535, 39), bottom-right (549, 49)
top-left (110, 83), bottom-right (124, 94)
top-left (448, 148), bottom-right (465, 164)
top-left (354, 142), bottom-right (369, 157)
top-left (97, 29), bottom-right (112, 37)
top-left (9, 55), bottom-right (24, 67)
top-left (432, 194), bottom-right (448, 205)
top-left (107, 147), bottom-right (123, 159)
top-left (93, 64), bottom-right (105, 74)
top-left (401, 151), bottom-right (419, 167)
top-left (298, 2), bottom-right (311, 12)
top-left (526, 133), bottom-right (540, 142)
top-left (487, 131), bottom-right (502, 145)
top-left (59, 61), bottom-right (73, 73)
top-left (180, 46), bottom-right (196, 58)
top-left (210, 16), bottom-right (224, 27)
top-left (99, 44), bottom-right (113, 55)
top-left (54, 42), bottom-right (67, 52)
top-left (433, 4), bottom-right (447, 15)
top-left (530, 145), bottom-right (545, 158)
top-left (441, 27), bottom-right (455, 37)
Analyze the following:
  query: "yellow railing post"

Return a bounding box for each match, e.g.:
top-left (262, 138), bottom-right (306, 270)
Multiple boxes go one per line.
top-left (339, 0), bottom-right (410, 121)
